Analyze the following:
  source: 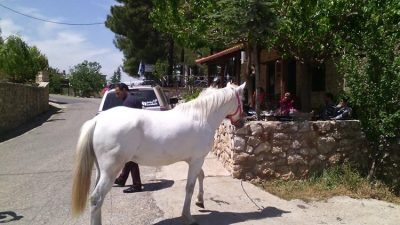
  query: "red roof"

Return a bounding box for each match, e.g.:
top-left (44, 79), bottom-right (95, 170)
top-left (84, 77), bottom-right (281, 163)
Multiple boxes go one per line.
top-left (195, 44), bottom-right (244, 64)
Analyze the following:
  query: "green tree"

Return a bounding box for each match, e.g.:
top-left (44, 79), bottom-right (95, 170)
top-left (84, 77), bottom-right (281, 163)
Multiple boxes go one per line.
top-left (0, 35), bottom-right (48, 83)
top-left (337, 0), bottom-right (400, 191)
top-left (151, 0), bottom-right (217, 49)
top-left (270, 0), bottom-right (366, 63)
top-left (47, 67), bottom-right (64, 94)
top-left (69, 61), bottom-right (106, 97)
top-left (110, 66), bottom-right (122, 83)
top-left (105, 0), bottom-right (168, 76)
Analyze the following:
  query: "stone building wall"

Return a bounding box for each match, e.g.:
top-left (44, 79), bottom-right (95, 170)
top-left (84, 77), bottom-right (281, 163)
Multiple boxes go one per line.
top-left (0, 82), bottom-right (49, 134)
top-left (212, 120), bottom-right (369, 180)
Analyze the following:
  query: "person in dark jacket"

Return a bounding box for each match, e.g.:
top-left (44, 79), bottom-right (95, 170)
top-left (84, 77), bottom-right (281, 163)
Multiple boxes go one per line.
top-left (321, 92), bottom-right (337, 120)
top-left (113, 83), bottom-right (143, 193)
top-left (333, 98), bottom-right (352, 120)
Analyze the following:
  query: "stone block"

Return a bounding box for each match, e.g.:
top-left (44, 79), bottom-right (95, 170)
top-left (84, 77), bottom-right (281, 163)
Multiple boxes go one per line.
top-left (248, 136), bottom-right (262, 147)
top-left (233, 136), bottom-right (246, 152)
top-left (317, 136), bottom-right (337, 154)
top-left (262, 168), bottom-right (275, 177)
top-left (256, 154), bottom-right (265, 162)
top-left (233, 152), bottom-right (250, 164)
top-left (292, 140), bottom-right (302, 149)
top-left (312, 121), bottom-right (332, 134)
top-left (236, 125), bottom-right (250, 135)
top-left (297, 165), bottom-right (309, 177)
top-left (272, 146), bottom-right (283, 154)
top-left (318, 154), bottom-right (327, 161)
top-left (244, 172), bottom-right (255, 180)
top-left (250, 123), bottom-right (264, 136)
top-left (281, 171), bottom-right (295, 180)
top-left (288, 154), bottom-right (306, 165)
top-left (298, 121), bottom-right (311, 132)
top-left (254, 142), bottom-right (272, 154)
top-left (246, 145), bottom-right (254, 154)
top-left (273, 132), bottom-right (289, 140)
top-left (328, 153), bottom-right (342, 165)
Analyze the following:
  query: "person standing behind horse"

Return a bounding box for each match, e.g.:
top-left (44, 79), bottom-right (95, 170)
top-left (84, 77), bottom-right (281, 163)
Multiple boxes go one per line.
top-left (113, 83), bottom-right (143, 193)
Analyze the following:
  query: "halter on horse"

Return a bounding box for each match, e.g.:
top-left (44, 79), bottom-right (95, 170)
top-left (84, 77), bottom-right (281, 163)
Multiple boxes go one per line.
top-left (72, 82), bottom-right (246, 225)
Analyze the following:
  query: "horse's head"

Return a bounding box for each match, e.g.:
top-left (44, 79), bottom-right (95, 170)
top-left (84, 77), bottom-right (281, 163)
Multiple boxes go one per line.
top-left (226, 82), bottom-right (246, 127)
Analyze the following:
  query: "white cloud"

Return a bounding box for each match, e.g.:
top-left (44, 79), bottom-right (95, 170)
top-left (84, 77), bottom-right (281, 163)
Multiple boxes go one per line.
top-left (0, 18), bottom-right (23, 37)
top-left (32, 31), bottom-right (120, 76)
top-left (0, 7), bottom-right (124, 79)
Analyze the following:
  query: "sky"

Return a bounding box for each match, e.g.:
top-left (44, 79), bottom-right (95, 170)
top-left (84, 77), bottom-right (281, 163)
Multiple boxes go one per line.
top-left (0, 0), bottom-right (138, 83)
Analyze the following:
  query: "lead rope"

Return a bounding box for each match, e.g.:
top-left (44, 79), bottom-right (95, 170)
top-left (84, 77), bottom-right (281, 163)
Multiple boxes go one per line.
top-left (240, 180), bottom-right (264, 211)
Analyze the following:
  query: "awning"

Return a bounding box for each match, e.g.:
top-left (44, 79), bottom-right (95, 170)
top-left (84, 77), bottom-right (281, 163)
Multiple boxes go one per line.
top-left (195, 44), bottom-right (244, 64)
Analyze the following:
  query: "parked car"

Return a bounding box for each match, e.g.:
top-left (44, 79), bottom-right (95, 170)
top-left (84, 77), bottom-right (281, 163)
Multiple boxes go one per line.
top-left (139, 79), bottom-right (159, 86)
top-left (98, 85), bottom-right (171, 113)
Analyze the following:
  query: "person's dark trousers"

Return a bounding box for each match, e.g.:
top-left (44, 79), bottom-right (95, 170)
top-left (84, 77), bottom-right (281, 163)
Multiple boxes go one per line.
top-left (116, 161), bottom-right (142, 188)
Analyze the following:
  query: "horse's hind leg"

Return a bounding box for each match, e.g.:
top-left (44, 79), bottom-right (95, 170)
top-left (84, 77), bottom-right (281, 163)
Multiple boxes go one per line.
top-left (195, 169), bottom-right (205, 208)
top-left (90, 170), bottom-right (118, 225)
top-left (182, 159), bottom-right (204, 225)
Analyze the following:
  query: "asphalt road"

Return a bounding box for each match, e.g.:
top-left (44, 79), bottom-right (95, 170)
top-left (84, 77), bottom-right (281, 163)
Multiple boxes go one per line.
top-left (0, 95), bottom-right (163, 225)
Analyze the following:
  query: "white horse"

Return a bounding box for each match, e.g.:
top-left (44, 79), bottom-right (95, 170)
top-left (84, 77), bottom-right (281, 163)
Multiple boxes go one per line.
top-left (71, 82), bottom-right (246, 225)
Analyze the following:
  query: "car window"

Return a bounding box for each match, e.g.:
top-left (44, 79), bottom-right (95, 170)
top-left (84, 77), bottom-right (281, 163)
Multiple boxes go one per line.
top-left (102, 92), bottom-right (123, 111)
top-left (129, 89), bottom-right (160, 107)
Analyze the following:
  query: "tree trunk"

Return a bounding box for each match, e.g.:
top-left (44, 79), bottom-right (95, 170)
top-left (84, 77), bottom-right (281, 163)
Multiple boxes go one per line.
top-left (253, 42), bottom-right (261, 119)
top-left (167, 37), bottom-right (174, 85)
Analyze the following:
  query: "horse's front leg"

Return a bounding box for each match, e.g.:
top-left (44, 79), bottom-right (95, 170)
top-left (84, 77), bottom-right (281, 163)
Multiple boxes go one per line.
top-left (182, 159), bottom-right (204, 225)
top-left (195, 169), bottom-right (205, 208)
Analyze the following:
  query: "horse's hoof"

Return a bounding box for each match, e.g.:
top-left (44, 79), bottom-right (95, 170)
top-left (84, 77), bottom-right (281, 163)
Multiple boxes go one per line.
top-left (195, 202), bottom-right (204, 208)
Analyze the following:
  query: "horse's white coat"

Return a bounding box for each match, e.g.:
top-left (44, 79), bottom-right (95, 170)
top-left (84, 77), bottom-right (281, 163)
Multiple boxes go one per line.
top-left (72, 83), bottom-right (245, 225)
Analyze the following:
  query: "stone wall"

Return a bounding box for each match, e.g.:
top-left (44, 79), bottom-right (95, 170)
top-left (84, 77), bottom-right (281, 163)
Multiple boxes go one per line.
top-left (212, 120), bottom-right (369, 180)
top-left (0, 82), bottom-right (49, 134)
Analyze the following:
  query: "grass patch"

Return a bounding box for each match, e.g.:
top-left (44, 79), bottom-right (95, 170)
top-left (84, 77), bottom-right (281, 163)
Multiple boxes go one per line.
top-left (254, 165), bottom-right (400, 204)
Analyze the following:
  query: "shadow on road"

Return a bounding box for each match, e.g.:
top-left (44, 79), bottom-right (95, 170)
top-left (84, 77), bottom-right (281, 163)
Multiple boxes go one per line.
top-left (114, 179), bottom-right (175, 192)
top-left (0, 104), bottom-right (62, 143)
top-left (143, 179), bottom-right (174, 192)
top-left (0, 211), bottom-right (23, 223)
top-left (153, 207), bottom-right (290, 225)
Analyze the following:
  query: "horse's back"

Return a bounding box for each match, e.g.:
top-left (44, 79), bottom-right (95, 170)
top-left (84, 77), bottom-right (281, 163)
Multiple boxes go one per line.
top-left (92, 107), bottom-right (214, 166)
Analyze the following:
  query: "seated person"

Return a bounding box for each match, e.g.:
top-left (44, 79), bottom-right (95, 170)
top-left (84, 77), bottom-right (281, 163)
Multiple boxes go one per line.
top-left (277, 92), bottom-right (296, 116)
top-left (320, 92), bottom-right (337, 120)
top-left (333, 98), bottom-right (352, 120)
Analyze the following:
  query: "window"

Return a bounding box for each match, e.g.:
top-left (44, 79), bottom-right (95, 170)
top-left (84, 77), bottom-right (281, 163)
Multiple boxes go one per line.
top-left (311, 64), bottom-right (326, 91)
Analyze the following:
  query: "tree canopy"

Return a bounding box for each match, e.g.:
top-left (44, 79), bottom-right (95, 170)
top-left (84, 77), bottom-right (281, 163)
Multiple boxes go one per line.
top-left (105, 0), bottom-right (168, 76)
top-left (69, 60), bottom-right (106, 97)
top-left (337, 0), bottom-right (400, 190)
top-left (110, 66), bottom-right (122, 84)
top-left (152, 0), bottom-right (276, 49)
top-left (0, 35), bottom-right (48, 83)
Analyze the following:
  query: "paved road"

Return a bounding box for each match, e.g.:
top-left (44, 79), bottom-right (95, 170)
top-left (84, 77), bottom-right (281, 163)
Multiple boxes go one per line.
top-left (0, 95), bottom-right (163, 225)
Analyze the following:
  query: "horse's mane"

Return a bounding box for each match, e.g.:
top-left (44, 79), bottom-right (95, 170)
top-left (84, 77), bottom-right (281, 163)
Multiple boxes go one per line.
top-left (173, 87), bottom-right (235, 123)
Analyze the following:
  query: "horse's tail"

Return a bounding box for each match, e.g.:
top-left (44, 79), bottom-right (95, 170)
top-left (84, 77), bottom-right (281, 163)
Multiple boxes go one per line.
top-left (71, 119), bottom-right (96, 217)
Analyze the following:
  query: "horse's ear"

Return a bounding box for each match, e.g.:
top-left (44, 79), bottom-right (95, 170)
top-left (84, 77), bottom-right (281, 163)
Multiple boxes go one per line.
top-left (226, 82), bottom-right (232, 88)
top-left (238, 82), bottom-right (246, 91)
top-left (236, 82), bottom-right (246, 95)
